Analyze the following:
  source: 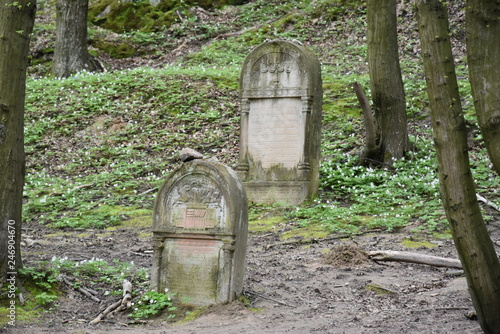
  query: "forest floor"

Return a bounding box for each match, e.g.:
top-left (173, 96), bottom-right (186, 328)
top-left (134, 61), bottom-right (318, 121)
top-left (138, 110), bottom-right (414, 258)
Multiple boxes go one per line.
top-left (5, 218), bottom-right (500, 333)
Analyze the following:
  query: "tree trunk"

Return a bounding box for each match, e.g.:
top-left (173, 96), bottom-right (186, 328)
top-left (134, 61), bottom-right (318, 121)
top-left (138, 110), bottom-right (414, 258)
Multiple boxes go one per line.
top-left (466, 0), bottom-right (500, 176)
top-left (0, 0), bottom-right (36, 286)
top-left (53, 0), bottom-right (100, 77)
top-left (416, 1), bottom-right (500, 333)
top-left (366, 0), bottom-right (409, 165)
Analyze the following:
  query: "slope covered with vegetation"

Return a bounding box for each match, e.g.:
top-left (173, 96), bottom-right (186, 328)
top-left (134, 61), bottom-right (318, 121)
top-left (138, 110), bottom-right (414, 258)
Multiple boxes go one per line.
top-left (24, 0), bottom-right (497, 236)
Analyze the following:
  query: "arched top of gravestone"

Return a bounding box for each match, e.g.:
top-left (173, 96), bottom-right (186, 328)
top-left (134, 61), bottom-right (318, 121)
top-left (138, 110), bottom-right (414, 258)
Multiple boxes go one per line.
top-left (153, 159), bottom-right (247, 234)
top-left (240, 39), bottom-right (322, 99)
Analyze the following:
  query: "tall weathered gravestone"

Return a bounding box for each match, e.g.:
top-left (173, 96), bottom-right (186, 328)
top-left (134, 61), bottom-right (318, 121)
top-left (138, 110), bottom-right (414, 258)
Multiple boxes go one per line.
top-left (237, 40), bottom-right (322, 205)
top-left (151, 159), bottom-right (248, 306)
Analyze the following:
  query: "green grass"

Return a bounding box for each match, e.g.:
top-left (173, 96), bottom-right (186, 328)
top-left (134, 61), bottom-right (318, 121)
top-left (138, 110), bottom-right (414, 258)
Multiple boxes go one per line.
top-left (24, 66), bottom-right (241, 228)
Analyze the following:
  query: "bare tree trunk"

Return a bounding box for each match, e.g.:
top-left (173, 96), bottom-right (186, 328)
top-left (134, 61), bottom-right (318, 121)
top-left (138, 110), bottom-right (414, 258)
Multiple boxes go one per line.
top-left (416, 1), bottom-right (500, 333)
top-left (466, 0), bottom-right (500, 176)
top-left (53, 0), bottom-right (100, 77)
top-left (0, 0), bottom-right (36, 285)
top-left (366, 0), bottom-right (409, 165)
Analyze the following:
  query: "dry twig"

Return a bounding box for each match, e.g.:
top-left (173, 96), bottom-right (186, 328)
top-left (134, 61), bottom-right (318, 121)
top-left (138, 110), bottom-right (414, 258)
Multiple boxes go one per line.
top-left (60, 274), bottom-right (101, 303)
top-left (476, 193), bottom-right (500, 212)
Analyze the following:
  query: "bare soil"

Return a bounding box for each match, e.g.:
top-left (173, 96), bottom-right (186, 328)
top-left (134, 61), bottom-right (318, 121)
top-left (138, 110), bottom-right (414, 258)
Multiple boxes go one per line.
top-left (5, 218), bottom-right (500, 334)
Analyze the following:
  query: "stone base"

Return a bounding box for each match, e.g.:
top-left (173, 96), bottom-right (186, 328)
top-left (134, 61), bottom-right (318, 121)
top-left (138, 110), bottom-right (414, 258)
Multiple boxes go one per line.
top-left (243, 180), bottom-right (310, 206)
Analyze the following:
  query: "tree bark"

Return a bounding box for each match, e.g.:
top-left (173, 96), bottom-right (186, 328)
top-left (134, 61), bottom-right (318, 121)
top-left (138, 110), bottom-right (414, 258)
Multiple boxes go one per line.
top-left (466, 0), bottom-right (500, 176)
top-left (0, 0), bottom-right (36, 286)
top-left (366, 0), bottom-right (409, 165)
top-left (353, 82), bottom-right (379, 161)
top-left (416, 1), bottom-right (500, 333)
top-left (53, 0), bottom-right (100, 77)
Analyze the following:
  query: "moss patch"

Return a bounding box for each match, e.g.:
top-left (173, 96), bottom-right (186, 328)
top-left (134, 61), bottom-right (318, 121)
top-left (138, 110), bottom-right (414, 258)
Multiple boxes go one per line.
top-left (120, 209), bottom-right (152, 229)
top-left (95, 206), bottom-right (152, 228)
top-left (248, 216), bottom-right (285, 234)
top-left (89, 0), bottom-right (182, 33)
top-left (281, 226), bottom-right (330, 241)
top-left (366, 283), bottom-right (396, 296)
top-left (0, 277), bottom-right (61, 327)
top-left (43, 231), bottom-right (74, 238)
top-left (402, 238), bottom-right (437, 249)
top-left (138, 232), bottom-right (152, 239)
top-left (173, 305), bottom-right (208, 325)
top-left (93, 40), bottom-right (136, 58)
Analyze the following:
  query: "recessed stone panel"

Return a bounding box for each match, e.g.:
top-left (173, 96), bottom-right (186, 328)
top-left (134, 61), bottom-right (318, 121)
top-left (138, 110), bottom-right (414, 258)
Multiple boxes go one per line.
top-left (247, 98), bottom-right (303, 170)
top-left (163, 238), bottom-right (221, 305)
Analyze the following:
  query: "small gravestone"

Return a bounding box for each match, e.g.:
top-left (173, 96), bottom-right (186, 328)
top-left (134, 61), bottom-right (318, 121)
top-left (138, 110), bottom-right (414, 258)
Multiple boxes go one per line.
top-left (151, 159), bottom-right (248, 306)
top-left (237, 39), bottom-right (322, 205)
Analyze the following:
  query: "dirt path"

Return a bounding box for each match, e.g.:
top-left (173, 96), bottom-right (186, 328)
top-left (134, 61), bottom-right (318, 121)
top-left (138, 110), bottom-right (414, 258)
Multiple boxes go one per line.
top-left (5, 221), bottom-right (499, 334)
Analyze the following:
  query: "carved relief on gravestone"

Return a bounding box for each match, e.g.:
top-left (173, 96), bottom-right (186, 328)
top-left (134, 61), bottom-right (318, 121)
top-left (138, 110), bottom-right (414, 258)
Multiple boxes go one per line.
top-left (151, 159), bottom-right (248, 306)
top-left (237, 39), bottom-right (323, 205)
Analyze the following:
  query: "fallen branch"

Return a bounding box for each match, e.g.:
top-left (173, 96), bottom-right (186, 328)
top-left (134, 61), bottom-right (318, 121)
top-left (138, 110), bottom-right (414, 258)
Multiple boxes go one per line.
top-left (89, 299), bottom-right (122, 325)
top-left (60, 275), bottom-right (100, 303)
top-left (71, 183), bottom-right (94, 191)
top-left (138, 188), bottom-right (156, 196)
top-left (476, 193), bottom-right (500, 212)
top-left (129, 251), bottom-right (153, 257)
top-left (172, 40), bottom-right (188, 54)
top-left (368, 250), bottom-right (462, 269)
top-left (90, 280), bottom-right (133, 325)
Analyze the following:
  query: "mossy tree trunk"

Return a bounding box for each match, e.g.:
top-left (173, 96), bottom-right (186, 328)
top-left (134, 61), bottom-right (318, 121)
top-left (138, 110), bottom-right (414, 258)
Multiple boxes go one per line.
top-left (0, 0), bottom-right (36, 286)
top-left (466, 0), bottom-right (500, 176)
top-left (54, 0), bottom-right (100, 77)
top-left (416, 1), bottom-right (500, 333)
top-left (366, 0), bottom-right (409, 165)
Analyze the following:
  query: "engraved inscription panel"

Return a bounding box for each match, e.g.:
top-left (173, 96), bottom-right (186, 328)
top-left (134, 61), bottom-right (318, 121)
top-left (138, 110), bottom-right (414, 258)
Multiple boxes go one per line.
top-left (165, 175), bottom-right (225, 230)
top-left (250, 52), bottom-right (301, 91)
top-left (165, 239), bottom-right (221, 305)
top-left (172, 204), bottom-right (217, 229)
top-left (247, 98), bottom-right (304, 169)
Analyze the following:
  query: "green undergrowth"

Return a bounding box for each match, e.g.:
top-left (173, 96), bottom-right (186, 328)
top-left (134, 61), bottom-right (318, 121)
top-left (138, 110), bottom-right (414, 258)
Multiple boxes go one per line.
top-left (0, 257), bottom-right (151, 327)
top-left (24, 66), bottom-right (240, 229)
top-left (0, 275), bottom-right (59, 327)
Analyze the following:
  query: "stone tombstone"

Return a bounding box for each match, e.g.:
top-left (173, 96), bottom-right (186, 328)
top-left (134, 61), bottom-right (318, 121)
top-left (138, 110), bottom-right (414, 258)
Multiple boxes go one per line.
top-left (151, 159), bottom-right (248, 306)
top-left (237, 39), bottom-right (322, 205)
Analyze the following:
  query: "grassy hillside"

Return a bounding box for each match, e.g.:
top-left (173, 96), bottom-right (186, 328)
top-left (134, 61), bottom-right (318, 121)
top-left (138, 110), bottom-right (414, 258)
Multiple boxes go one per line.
top-left (24, 0), bottom-right (497, 237)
